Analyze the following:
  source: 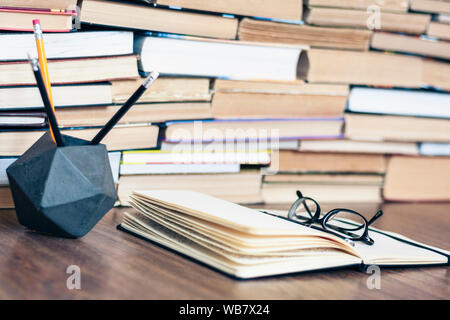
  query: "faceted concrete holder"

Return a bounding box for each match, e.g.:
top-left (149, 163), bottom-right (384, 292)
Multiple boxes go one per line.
top-left (6, 132), bottom-right (117, 238)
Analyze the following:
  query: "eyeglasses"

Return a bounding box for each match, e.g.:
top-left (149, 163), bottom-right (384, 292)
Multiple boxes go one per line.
top-left (286, 190), bottom-right (383, 246)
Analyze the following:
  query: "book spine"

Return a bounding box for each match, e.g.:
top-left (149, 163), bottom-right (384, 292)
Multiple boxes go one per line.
top-left (0, 6), bottom-right (76, 16)
top-left (0, 27), bottom-right (71, 33)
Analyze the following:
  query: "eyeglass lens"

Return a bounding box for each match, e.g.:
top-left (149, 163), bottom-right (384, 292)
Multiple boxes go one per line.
top-left (291, 198), bottom-right (320, 221)
top-left (323, 210), bottom-right (367, 240)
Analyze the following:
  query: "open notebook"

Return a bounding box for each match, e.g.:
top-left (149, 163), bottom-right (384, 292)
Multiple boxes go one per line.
top-left (118, 190), bottom-right (449, 279)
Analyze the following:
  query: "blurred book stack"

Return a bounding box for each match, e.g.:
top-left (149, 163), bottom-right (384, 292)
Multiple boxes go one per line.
top-left (299, 0), bottom-right (450, 203)
top-left (1, 0), bottom-right (450, 209)
top-left (0, 1), bottom-right (160, 207)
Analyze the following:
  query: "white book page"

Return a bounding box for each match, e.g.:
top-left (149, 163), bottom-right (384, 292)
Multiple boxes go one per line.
top-left (354, 230), bottom-right (448, 265)
top-left (0, 116), bottom-right (45, 125)
top-left (348, 87), bottom-right (450, 118)
top-left (0, 158), bottom-right (16, 186)
top-left (120, 163), bottom-right (239, 175)
top-left (258, 209), bottom-right (448, 266)
top-left (122, 150), bottom-right (270, 165)
top-left (419, 143), bottom-right (450, 156)
top-left (121, 212), bottom-right (362, 279)
top-left (130, 196), bottom-right (354, 253)
top-left (108, 152), bottom-right (121, 184)
top-left (0, 31), bottom-right (133, 60)
top-left (134, 190), bottom-right (337, 236)
top-left (140, 36), bottom-right (301, 81)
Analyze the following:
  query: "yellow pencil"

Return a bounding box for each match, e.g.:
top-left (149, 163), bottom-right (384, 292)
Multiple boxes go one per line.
top-left (33, 19), bottom-right (57, 144)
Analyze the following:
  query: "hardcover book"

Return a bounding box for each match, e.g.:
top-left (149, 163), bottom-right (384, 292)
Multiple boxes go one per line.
top-left (81, 0), bottom-right (238, 39)
top-left (0, 55), bottom-right (139, 86)
top-left (304, 7), bottom-right (430, 34)
top-left (0, 6), bottom-right (75, 32)
top-left (0, 125), bottom-right (159, 156)
top-left (118, 172), bottom-right (263, 205)
top-left (164, 118), bottom-right (344, 143)
top-left (136, 35), bottom-right (304, 81)
top-left (238, 18), bottom-right (372, 51)
top-left (0, 31), bottom-right (133, 61)
top-left (155, 0), bottom-right (303, 20)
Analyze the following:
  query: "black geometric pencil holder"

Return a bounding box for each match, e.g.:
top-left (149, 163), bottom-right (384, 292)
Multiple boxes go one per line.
top-left (6, 132), bottom-right (117, 238)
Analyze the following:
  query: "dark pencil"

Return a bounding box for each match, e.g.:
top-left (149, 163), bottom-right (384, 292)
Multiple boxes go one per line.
top-left (90, 71), bottom-right (159, 145)
top-left (28, 55), bottom-right (65, 147)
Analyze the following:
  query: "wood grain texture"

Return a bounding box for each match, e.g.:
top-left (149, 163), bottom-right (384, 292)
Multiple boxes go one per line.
top-left (0, 202), bottom-right (448, 299)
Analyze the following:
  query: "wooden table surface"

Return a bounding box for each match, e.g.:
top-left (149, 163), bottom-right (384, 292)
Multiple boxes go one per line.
top-left (0, 202), bottom-right (448, 300)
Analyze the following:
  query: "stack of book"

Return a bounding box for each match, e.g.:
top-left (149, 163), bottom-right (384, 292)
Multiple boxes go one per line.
top-left (1, 0), bottom-right (449, 208)
top-left (0, 1), bottom-right (156, 207)
top-left (257, 0), bottom-right (450, 203)
top-left (110, 0), bottom-right (306, 205)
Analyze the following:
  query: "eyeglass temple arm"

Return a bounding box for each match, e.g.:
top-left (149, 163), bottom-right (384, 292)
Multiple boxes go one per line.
top-left (367, 210), bottom-right (383, 226)
top-left (294, 190), bottom-right (316, 219)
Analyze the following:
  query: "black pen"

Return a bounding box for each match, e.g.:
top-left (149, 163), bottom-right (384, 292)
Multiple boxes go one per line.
top-left (90, 71), bottom-right (159, 145)
top-left (28, 55), bottom-right (65, 146)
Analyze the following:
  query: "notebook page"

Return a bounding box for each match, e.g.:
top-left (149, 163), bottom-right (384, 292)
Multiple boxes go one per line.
top-left (256, 208), bottom-right (448, 266)
top-left (312, 214), bottom-right (449, 265)
top-left (130, 197), bottom-right (351, 254)
top-left (121, 212), bottom-right (362, 279)
top-left (125, 211), bottom-right (350, 261)
top-left (134, 190), bottom-right (346, 239)
top-left (130, 195), bottom-right (352, 250)
top-left (353, 231), bottom-right (448, 265)
top-left (371, 229), bottom-right (450, 257)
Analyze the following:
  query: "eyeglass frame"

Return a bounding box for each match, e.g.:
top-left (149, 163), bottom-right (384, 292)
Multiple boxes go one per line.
top-left (287, 191), bottom-right (383, 246)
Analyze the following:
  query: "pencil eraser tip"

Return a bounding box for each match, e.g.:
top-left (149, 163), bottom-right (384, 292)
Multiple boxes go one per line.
top-left (32, 19), bottom-right (40, 25)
